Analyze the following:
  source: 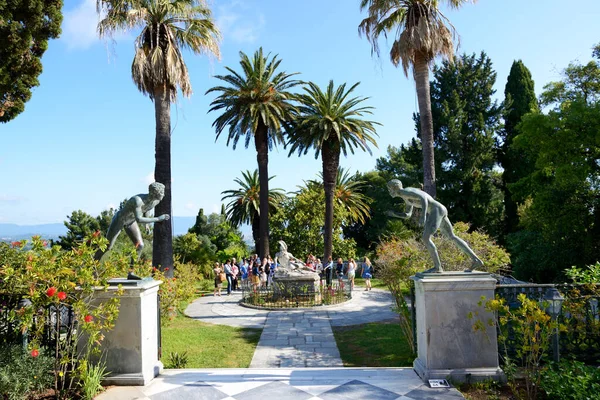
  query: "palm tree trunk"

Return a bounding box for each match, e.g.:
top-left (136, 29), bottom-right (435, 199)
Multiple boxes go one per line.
top-left (251, 210), bottom-right (260, 253)
top-left (254, 120), bottom-right (270, 259)
top-left (321, 138), bottom-right (340, 263)
top-left (153, 85), bottom-right (174, 278)
top-left (414, 53), bottom-right (436, 198)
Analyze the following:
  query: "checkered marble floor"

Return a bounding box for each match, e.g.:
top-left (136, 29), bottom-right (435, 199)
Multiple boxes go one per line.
top-left (97, 368), bottom-right (464, 400)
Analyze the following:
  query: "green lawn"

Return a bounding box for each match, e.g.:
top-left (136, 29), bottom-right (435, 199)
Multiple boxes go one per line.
top-left (332, 321), bottom-right (414, 367)
top-left (353, 277), bottom-right (387, 289)
top-left (161, 316), bottom-right (261, 368)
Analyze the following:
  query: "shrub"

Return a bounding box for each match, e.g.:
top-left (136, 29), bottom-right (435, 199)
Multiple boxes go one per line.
top-left (78, 360), bottom-right (108, 400)
top-left (0, 235), bottom-right (128, 399)
top-left (540, 359), bottom-right (600, 400)
top-left (0, 344), bottom-right (54, 400)
top-left (168, 351), bottom-right (189, 369)
top-left (153, 261), bottom-right (200, 323)
top-left (564, 262), bottom-right (600, 284)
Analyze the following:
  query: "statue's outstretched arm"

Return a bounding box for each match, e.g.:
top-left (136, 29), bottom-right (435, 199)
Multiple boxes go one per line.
top-left (387, 204), bottom-right (413, 219)
top-left (134, 198), bottom-right (169, 224)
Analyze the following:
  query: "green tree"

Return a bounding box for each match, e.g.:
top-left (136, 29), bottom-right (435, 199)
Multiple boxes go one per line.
top-left (509, 46), bottom-right (600, 282)
top-left (287, 81), bottom-right (378, 263)
top-left (270, 181), bottom-right (357, 260)
top-left (207, 48), bottom-right (300, 260)
top-left (173, 233), bottom-right (216, 277)
top-left (359, 0), bottom-right (475, 197)
top-left (187, 209), bottom-right (247, 260)
top-left (0, 0), bottom-right (62, 122)
top-left (221, 170), bottom-right (286, 251)
top-left (343, 170), bottom-right (413, 253)
top-left (97, 0), bottom-right (221, 277)
top-left (55, 210), bottom-right (102, 250)
top-left (430, 52), bottom-right (504, 237)
top-left (500, 60), bottom-right (539, 238)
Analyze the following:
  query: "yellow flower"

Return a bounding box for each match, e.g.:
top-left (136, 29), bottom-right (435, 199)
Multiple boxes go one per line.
top-left (59, 371), bottom-right (64, 377)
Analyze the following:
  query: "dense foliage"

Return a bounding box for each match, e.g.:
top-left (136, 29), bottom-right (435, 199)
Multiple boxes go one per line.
top-left (508, 47), bottom-right (600, 282)
top-left (0, 0), bottom-right (62, 122)
top-left (500, 60), bottom-right (539, 238)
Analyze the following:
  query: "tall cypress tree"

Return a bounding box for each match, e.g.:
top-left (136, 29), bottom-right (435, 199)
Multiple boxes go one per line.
top-left (500, 61), bottom-right (538, 238)
top-left (431, 52), bottom-right (504, 237)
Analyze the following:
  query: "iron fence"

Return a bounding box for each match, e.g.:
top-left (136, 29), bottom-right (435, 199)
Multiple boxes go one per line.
top-left (0, 293), bottom-right (76, 350)
top-left (496, 283), bottom-right (600, 365)
top-left (241, 278), bottom-right (352, 308)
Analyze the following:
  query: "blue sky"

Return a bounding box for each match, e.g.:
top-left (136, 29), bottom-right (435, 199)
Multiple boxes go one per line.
top-left (2, 0), bottom-right (599, 226)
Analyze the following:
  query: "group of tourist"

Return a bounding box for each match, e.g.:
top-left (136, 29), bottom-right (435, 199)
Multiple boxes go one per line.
top-left (213, 255), bottom-right (278, 296)
top-left (213, 254), bottom-right (374, 296)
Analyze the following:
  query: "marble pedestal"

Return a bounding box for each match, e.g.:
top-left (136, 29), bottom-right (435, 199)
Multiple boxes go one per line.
top-left (89, 278), bottom-right (163, 386)
top-left (273, 272), bottom-right (321, 303)
top-left (411, 271), bottom-right (504, 383)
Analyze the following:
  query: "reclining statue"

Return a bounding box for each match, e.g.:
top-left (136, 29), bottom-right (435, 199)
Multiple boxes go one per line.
top-left (95, 182), bottom-right (170, 264)
top-left (274, 241), bottom-right (317, 276)
top-left (387, 179), bottom-right (483, 273)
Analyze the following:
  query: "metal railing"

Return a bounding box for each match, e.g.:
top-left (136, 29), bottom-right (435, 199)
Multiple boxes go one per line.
top-left (496, 283), bottom-right (600, 364)
top-left (240, 278), bottom-right (352, 308)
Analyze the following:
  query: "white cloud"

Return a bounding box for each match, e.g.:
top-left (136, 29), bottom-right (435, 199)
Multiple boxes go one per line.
top-left (62, 0), bottom-right (100, 50)
top-left (216, 1), bottom-right (265, 44)
top-left (0, 194), bottom-right (26, 204)
top-left (185, 202), bottom-right (197, 212)
top-left (62, 0), bottom-right (130, 51)
top-left (143, 172), bottom-right (155, 185)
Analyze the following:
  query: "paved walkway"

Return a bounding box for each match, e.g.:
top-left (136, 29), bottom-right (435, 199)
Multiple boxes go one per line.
top-left (97, 368), bottom-right (464, 400)
top-left (185, 288), bottom-right (398, 368)
top-left (98, 288), bottom-right (465, 399)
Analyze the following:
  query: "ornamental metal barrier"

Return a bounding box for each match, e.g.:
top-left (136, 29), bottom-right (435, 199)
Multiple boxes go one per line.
top-left (0, 293), bottom-right (76, 350)
top-left (495, 283), bottom-right (600, 365)
top-left (240, 277), bottom-right (352, 308)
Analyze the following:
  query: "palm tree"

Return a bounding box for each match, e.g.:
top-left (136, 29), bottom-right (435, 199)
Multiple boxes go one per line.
top-left (221, 170), bottom-right (287, 251)
top-left (287, 80), bottom-right (379, 262)
top-left (97, 0), bottom-right (220, 276)
top-left (309, 168), bottom-right (371, 225)
top-left (207, 48), bottom-right (301, 259)
top-left (359, 0), bottom-right (475, 197)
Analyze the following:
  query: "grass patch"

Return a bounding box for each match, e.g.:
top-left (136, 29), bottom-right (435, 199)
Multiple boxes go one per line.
top-left (353, 277), bottom-right (387, 289)
top-left (162, 315), bottom-right (261, 368)
top-left (332, 321), bottom-right (414, 367)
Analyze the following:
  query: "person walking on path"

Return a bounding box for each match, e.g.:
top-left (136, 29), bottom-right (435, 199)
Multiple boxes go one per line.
top-left (324, 256), bottom-right (334, 287)
top-left (224, 260), bottom-right (233, 295)
top-left (336, 258), bottom-right (345, 287)
top-left (213, 262), bottom-right (223, 297)
top-left (347, 258), bottom-right (356, 290)
top-left (232, 261), bottom-right (239, 291)
top-left (240, 259), bottom-right (249, 288)
top-left (362, 257), bottom-right (373, 291)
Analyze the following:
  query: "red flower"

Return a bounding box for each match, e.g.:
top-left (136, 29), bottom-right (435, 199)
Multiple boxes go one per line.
top-left (11, 241), bottom-right (21, 248)
top-left (84, 315), bottom-right (93, 323)
top-left (46, 287), bottom-right (57, 297)
top-left (164, 268), bottom-right (169, 271)
top-left (57, 292), bottom-right (67, 301)
top-left (92, 231), bottom-right (101, 238)
top-left (172, 278), bottom-right (176, 281)
top-left (31, 349), bottom-right (39, 358)
top-left (42, 241), bottom-right (48, 247)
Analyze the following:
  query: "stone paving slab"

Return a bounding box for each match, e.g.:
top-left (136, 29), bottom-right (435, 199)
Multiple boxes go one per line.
top-left (97, 368), bottom-right (464, 399)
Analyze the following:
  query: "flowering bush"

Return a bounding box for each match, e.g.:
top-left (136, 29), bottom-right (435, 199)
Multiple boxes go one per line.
top-left (153, 261), bottom-right (199, 323)
top-left (0, 235), bottom-right (130, 399)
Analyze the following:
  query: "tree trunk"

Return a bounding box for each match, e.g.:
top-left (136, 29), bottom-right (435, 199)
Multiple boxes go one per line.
top-left (254, 120), bottom-right (270, 259)
top-left (152, 86), bottom-right (174, 278)
top-left (413, 53), bottom-right (436, 198)
top-left (321, 138), bottom-right (340, 263)
top-left (251, 210), bottom-right (260, 253)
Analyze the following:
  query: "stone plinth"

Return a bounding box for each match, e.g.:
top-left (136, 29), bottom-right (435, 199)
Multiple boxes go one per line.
top-left (89, 278), bottom-right (163, 386)
top-left (411, 271), bottom-right (504, 383)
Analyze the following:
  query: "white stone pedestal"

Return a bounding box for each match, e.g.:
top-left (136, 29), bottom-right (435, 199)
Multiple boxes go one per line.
top-left (411, 271), bottom-right (504, 383)
top-left (90, 278), bottom-right (163, 386)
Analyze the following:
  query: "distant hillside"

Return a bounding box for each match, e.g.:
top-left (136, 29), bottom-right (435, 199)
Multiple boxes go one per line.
top-left (0, 217), bottom-right (198, 242)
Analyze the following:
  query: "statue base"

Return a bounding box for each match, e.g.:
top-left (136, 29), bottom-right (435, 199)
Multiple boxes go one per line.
top-left (273, 272), bottom-right (321, 303)
top-left (410, 271), bottom-right (504, 383)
